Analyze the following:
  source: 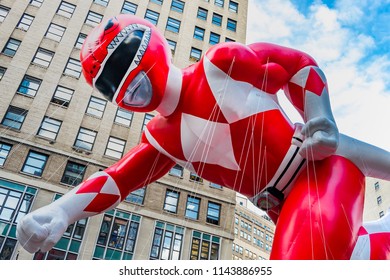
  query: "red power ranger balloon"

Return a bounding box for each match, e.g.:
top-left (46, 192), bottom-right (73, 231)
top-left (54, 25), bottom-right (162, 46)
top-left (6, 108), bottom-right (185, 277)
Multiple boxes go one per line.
top-left (17, 14), bottom-right (390, 260)
top-left (80, 15), bottom-right (171, 112)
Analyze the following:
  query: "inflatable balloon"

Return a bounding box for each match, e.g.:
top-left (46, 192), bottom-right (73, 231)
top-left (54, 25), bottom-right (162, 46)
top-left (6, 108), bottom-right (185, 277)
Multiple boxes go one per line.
top-left (17, 14), bottom-right (390, 259)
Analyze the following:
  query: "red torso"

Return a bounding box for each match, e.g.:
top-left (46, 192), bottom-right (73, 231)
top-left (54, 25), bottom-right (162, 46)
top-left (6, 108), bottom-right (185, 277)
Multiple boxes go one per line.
top-left (145, 43), bottom-right (295, 198)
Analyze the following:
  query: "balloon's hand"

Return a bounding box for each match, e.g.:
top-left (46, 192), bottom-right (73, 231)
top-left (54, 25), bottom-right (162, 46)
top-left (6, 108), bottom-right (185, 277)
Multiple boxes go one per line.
top-left (300, 117), bottom-right (339, 161)
top-left (17, 205), bottom-right (69, 253)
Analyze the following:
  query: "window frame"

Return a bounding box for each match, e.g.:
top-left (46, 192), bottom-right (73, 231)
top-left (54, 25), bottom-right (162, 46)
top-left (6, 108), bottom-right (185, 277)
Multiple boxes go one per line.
top-left (45, 23), bottom-right (66, 42)
top-left (185, 196), bottom-right (201, 220)
top-left (2, 38), bottom-right (21, 57)
top-left (1, 106), bottom-right (28, 130)
top-left (206, 201), bottom-right (221, 225)
top-left (21, 150), bottom-right (49, 177)
top-left (64, 58), bottom-right (82, 78)
top-left (144, 9), bottom-right (159, 25)
top-left (17, 13), bottom-right (34, 31)
top-left (166, 17), bottom-right (181, 33)
top-left (37, 116), bottom-right (62, 140)
top-left (32, 48), bottom-right (54, 68)
top-left (57, 1), bottom-right (76, 19)
top-left (104, 136), bottom-right (126, 159)
top-left (121, 1), bottom-right (138, 15)
top-left (86, 96), bottom-right (107, 118)
top-left (51, 85), bottom-right (74, 107)
top-left (163, 189), bottom-right (180, 214)
top-left (0, 142), bottom-right (12, 167)
top-left (61, 161), bottom-right (86, 186)
top-left (17, 75), bottom-right (42, 97)
top-left (74, 127), bottom-right (97, 151)
top-left (85, 11), bottom-right (103, 27)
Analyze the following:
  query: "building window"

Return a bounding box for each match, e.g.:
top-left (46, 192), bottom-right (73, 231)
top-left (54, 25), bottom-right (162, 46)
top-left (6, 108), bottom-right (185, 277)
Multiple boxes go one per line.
top-left (22, 150), bottom-right (48, 177)
top-left (17, 75), bottom-right (42, 97)
top-left (64, 58), bottom-right (82, 78)
top-left (0, 142), bottom-right (12, 167)
top-left (74, 33), bottom-right (87, 49)
top-left (163, 189), bottom-right (180, 213)
top-left (51, 85), bottom-right (74, 107)
top-left (46, 23), bottom-right (66, 42)
top-left (166, 39), bottom-right (177, 55)
top-left (94, 0), bottom-right (109, 7)
top-left (169, 164), bottom-right (183, 177)
top-left (209, 32), bottom-right (220, 45)
top-left (190, 231), bottom-right (220, 260)
top-left (0, 67), bottom-right (6, 81)
top-left (85, 11), bottom-right (103, 27)
top-left (171, 0), bottom-right (184, 13)
top-left (33, 194), bottom-right (88, 260)
top-left (379, 211), bottom-right (385, 218)
top-left (74, 127), bottom-right (97, 151)
top-left (377, 196), bottom-right (382, 205)
top-left (374, 181), bottom-right (380, 191)
top-left (37, 117), bottom-right (62, 140)
top-left (229, 1), bottom-right (238, 13)
top-left (150, 221), bottom-right (184, 260)
top-left (0, 6), bottom-right (10, 23)
top-left (150, 0), bottom-right (163, 4)
top-left (2, 38), bottom-right (21, 57)
top-left (121, 1), bottom-right (137, 14)
top-left (212, 13), bottom-right (222, 26)
top-left (86, 96), bottom-right (107, 118)
top-left (190, 172), bottom-right (203, 183)
top-left (144, 9), bottom-right (159, 25)
top-left (214, 0), bottom-right (224, 8)
top-left (210, 182), bottom-right (222, 189)
top-left (32, 48), bottom-right (54, 68)
top-left (1, 106), bottom-right (27, 130)
top-left (197, 7), bottom-right (208, 20)
top-left (207, 201), bottom-right (221, 225)
top-left (166, 17), bottom-right (180, 33)
top-left (57, 1), bottom-right (76, 18)
top-left (105, 136), bottom-right (126, 159)
top-left (142, 113), bottom-right (154, 131)
top-left (125, 186), bottom-right (146, 205)
top-left (94, 210), bottom-right (140, 260)
top-left (0, 179), bottom-right (37, 260)
top-left (114, 108), bottom-right (133, 127)
top-left (185, 196), bottom-right (200, 220)
top-left (29, 0), bottom-right (44, 7)
top-left (225, 37), bottom-right (235, 42)
top-left (190, 47), bottom-right (202, 62)
top-left (17, 13), bottom-right (34, 31)
top-left (194, 26), bottom-right (205, 40)
top-left (227, 18), bottom-right (237, 32)
top-left (61, 161), bottom-right (86, 186)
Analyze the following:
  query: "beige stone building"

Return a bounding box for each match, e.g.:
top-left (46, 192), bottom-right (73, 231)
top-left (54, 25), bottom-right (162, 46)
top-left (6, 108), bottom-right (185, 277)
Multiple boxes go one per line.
top-left (232, 193), bottom-right (274, 260)
top-left (364, 178), bottom-right (390, 222)
top-left (0, 0), bottom-right (249, 260)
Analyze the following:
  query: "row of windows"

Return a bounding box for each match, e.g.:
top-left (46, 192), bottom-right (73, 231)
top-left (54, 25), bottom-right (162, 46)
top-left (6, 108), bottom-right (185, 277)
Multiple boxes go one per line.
top-left (232, 243), bottom-right (263, 260)
top-left (162, 188), bottom-right (222, 226)
top-left (0, 180), bottom-right (222, 260)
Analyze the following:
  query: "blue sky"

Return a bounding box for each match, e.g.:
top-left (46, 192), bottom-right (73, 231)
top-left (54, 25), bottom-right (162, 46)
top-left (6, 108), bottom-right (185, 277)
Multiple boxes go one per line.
top-left (246, 0), bottom-right (390, 151)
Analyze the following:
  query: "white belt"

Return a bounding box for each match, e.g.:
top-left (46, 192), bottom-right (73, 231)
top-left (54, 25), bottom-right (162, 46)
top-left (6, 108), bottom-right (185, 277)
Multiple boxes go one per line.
top-left (250, 123), bottom-right (306, 211)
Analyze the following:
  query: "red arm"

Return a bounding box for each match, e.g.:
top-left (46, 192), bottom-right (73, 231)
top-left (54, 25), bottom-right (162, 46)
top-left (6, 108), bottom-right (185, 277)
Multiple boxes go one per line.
top-left (50, 140), bottom-right (175, 222)
top-left (248, 42), bottom-right (339, 160)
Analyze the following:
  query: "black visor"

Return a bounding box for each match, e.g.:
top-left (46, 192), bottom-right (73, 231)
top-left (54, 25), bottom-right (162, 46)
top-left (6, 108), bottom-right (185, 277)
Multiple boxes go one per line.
top-left (95, 30), bottom-right (144, 102)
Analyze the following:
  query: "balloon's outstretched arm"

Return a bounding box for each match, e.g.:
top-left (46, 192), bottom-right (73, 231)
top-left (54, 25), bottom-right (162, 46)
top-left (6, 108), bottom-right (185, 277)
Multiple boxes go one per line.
top-left (336, 134), bottom-right (390, 181)
top-left (17, 142), bottom-right (175, 253)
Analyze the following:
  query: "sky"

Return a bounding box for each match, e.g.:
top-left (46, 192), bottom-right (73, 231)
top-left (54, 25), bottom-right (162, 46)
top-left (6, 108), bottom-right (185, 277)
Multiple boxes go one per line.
top-left (246, 0), bottom-right (390, 151)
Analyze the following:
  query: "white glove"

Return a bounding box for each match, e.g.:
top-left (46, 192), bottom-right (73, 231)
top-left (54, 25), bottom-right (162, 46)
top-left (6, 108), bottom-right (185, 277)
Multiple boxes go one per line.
top-left (300, 117), bottom-right (339, 161)
top-left (17, 204), bottom-right (69, 253)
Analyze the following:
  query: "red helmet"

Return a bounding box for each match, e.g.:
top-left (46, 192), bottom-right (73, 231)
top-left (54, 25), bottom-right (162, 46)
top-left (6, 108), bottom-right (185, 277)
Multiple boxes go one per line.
top-left (80, 14), bottom-right (171, 112)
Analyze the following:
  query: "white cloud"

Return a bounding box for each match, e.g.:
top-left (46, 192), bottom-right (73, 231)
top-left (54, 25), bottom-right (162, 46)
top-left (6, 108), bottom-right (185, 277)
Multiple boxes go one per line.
top-left (247, 0), bottom-right (390, 151)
